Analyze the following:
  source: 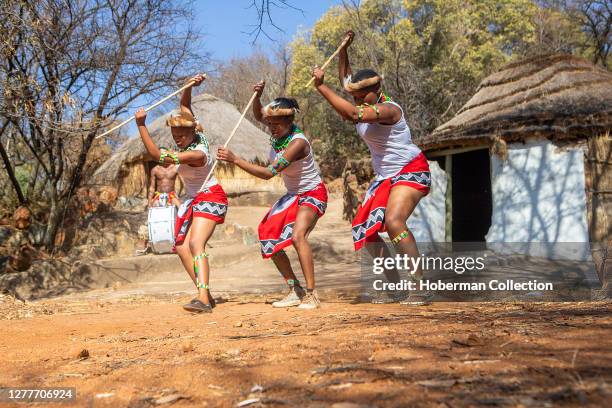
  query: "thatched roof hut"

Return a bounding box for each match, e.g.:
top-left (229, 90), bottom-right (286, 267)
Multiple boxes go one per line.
top-left (414, 55), bottom-right (610, 278)
top-left (93, 93), bottom-right (283, 200)
top-left (420, 54), bottom-right (612, 151)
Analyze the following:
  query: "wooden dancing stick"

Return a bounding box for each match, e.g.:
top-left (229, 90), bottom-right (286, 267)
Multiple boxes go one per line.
top-left (304, 35), bottom-right (352, 89)
top-left (199, 90), bottom-right (259, 189)
top-left (95, 78), bottom-right (202, 140)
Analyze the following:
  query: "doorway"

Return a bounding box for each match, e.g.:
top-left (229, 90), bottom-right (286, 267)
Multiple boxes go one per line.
top-left (451, 149), bottom-right (492, 243)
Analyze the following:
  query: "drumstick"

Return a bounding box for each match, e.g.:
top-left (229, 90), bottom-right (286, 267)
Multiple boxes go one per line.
top-left (304, 35), bottom-right (351, 88)
top-left (199, 90), bottom-right (259, 189)
top-left (95, 78), bottom-right (201, 139)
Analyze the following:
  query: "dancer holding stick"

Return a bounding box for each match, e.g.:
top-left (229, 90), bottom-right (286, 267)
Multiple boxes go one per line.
top-left (217, 81), bottom-right (328, 310)
top-left (312, 31), bottom-right (432, 305)
top-left (135, 74), bottom-right (228, 313)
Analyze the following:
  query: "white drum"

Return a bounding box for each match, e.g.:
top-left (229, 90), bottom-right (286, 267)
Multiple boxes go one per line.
top-left (148, 206), bottom-right (177, 254)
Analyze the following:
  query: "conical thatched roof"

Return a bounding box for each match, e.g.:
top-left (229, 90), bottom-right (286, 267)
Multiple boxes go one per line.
top-left (420, 54), bottom-right (612, 151)
top-left (93, 94), bottom-right (270, 183)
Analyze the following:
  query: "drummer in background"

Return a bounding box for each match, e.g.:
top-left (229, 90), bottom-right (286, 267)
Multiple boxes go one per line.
top-left (134, 158), bottom-right (181, 256)
top-left (148, 155), bottom-right (181, 208)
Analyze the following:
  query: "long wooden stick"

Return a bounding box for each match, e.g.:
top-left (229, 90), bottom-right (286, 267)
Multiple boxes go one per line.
top-left (304, 37), bottom-right (350, 88)
top-left (95, 79), bottom-right (199, 139)
top-left (199, 91), bottom-right (259, 189)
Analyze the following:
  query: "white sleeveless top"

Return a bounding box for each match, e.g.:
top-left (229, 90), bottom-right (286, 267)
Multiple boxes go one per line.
top-left (177, 134), bottom-right (218, 198)
top-left (355, 101), bottom-right (422, 180)
top-left (268, 132), bottom-right (322, 195)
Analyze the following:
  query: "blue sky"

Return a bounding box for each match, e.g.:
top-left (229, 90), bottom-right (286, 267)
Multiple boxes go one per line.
top-left (125, 1), bottom-right (341, 135)
top-left (195, 0), bottom-right (342, 61)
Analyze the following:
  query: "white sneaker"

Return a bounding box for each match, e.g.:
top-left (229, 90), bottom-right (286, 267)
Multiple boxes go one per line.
top-left (400, 292), bottom-right (433, 306)
top-left (400, 274), bottom-right (434, 306)
top-left (370, 289), bottom-right (408, 304)
top-left (272, 285), bottom-right (305, 308)
top-left (298, 290), bottom-right (321, 309)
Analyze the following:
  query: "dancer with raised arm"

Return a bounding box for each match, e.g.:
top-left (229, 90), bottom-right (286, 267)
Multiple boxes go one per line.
top-left (312, 31), bottom-right (432, 305)
top-left (217, 81), bottom-right (327, 310)
top-left (135, 74), bottom-right (228, 313)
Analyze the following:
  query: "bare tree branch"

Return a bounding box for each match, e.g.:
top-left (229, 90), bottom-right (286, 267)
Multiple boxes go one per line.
top-left (245, 0), bottom-right (304, 44)
top-left (0, 120), bottom-right (26, 205)
top-left (0, 0), bottom-right (208, 250)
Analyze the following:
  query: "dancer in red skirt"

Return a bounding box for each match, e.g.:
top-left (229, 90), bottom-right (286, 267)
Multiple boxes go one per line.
top-left (217, 81), bottom-right (327, 309)
top-left (136, 74), bottom-right (228, 313)
top-left (312, 31), bottom-right (432, 305)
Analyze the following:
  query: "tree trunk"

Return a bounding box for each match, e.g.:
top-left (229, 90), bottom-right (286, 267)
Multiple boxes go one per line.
top-left (0, 121), bottom-right (27, 205)
top-left (43, 184), bottom-right (61, 250)
top-left (27, 161), bottom-right (40, 200)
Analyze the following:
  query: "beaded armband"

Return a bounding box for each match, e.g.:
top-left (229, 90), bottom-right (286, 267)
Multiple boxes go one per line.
top-left (168, 151), bottom-right (179, 164)
top-left (159, 149), bottom-right (168, 163)
top-left (268, 155), bottom-right (291, 176)
top-left (356, 103), bottom-right (380, 122)
top-left (277, 156), bottom-right (290, 168)
top-left (268, 165), bottom-right (278, 176)
top-left (357, 107), bottom-right (364, 121)
top-left (159, 149), bottom-right (180, 164)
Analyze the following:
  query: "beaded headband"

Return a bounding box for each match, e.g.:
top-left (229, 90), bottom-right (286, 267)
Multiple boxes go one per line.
top-left (343, 74), bottom-right (383, 92)
top-left (166, 111), bottom-right (196, 128)
top-left (261, 100), bottom-right (300, 118)
top-left (166, 111), bottom-right (204, 132)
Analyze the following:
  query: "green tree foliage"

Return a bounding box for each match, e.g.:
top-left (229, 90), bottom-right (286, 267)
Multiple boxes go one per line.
top-left (538, 0), bottom-right (611, 68)
top-left (288, 0), bottom-right (593, 177)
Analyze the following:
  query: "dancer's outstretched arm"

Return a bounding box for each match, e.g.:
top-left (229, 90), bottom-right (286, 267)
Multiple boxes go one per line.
top-left (313, 68), bottom-right (400, 124)
top-left (252, 81), bottom-right (265, 123)
top-left (180, 73), bottom-right (205, 115)
top-left (217, 138), bottom-right (308, 180)
top-left (338, 30), bottom-right (354, 85)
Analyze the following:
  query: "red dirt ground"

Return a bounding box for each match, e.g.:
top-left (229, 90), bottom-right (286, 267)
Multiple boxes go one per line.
top-left (0, 294), bottom-right (610, 408)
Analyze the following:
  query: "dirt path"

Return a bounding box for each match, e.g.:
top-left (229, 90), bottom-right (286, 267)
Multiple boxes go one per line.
top-left (81, 196), bottom-right (360, 300)
top-left (0, 294), bottom-right (610, 408)
top-left (1, 197), bottom-right (610, 407)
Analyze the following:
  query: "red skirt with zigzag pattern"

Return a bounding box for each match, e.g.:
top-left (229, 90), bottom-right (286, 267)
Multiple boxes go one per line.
top-left (351, 153), bottom-right (431, 251)
top-left (258, 182), bottom-right (328, 259)
top-left (174, 184), bottom-right (228, 246)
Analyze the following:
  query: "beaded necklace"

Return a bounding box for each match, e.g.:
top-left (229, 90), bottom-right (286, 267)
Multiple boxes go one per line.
top-left (377, 91), bottom-right (392, 103)
top-left (270, 124), bottom-right (303, 153)
top-left (182, 132), bottom-right (210, 152)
